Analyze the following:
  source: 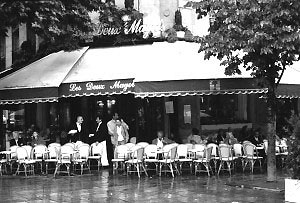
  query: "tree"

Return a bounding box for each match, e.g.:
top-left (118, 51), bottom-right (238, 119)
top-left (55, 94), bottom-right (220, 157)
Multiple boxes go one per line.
top-left (187, 0), bottom-right (300, 181)
top-left (0, 0), bottom-right (104, 55)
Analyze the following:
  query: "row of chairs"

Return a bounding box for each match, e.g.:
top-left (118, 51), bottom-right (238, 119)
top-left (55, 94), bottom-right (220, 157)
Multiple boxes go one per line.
top-left (111, 142), bottom-right (268, 178)
top-left (0, 141), bottom-right (106, 176)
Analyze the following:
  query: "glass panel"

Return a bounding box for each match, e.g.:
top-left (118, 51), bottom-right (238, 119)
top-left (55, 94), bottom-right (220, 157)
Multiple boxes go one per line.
top-left (200, 95), bottom-right (247, 125)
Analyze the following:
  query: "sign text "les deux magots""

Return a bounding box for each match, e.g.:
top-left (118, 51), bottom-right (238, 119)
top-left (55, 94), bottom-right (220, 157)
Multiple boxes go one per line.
top-left (69, 80), bottom-right (135, 93)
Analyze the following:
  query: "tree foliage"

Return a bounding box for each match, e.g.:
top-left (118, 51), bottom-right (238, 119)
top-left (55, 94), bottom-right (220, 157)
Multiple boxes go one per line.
top-left (187, 0), bottom-right (300, 88)
top-left (186, 0), bottom-right (300, 181)
top-left (0, 0), bottom-right (102, 53)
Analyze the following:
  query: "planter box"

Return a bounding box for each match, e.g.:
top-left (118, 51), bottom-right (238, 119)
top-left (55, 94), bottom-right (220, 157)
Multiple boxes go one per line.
top-left (285, 178), bottom-right (300, 203)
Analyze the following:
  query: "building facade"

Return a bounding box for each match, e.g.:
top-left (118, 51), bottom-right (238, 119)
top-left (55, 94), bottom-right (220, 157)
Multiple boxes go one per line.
top-left (1, 1), bottom-right (299, 150)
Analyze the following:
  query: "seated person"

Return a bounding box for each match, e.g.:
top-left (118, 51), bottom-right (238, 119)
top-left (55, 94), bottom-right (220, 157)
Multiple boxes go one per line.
top-left (186, 128), bottom-right (202, 144)
top-left (249, 129), bottom-right (263, 146)
top-left (223, 130), bottom-right (238, 145)
top-left (10, 131), bottom-right (25, 147)
top-left (31, 131), bottom-right (46, 146)
top-left (206, 133), bottom-right (218, 145)
top-left (152, 131), bottom-right (174, 148)
top-left (217, 129), bottom-right (226, 144)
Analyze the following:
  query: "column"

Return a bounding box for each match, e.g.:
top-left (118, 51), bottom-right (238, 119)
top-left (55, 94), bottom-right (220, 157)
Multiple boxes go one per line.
top-left (19, 23), bottom-right (27, 47)
top-left (5, 27), bottom-right (12, 68)
top-left (163, 97), bottom-right (170, 138)
top-left (36, 103), bottom-right (49, 130)
top-left (237, 94), bottom-right (247, 121)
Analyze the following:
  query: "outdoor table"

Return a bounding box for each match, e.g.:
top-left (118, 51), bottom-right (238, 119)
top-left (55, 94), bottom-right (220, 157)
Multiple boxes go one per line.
top-left (156, 149), bottom-right (165, 160)
top-left (0, 151), bottom-right (12, 161)
top-left (256, 145), bottom-right (266, 157)
top-left (187, 149), bottom-right (197, 159)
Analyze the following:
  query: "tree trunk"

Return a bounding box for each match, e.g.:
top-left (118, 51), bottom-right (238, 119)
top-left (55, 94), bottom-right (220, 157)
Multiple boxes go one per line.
top-left (267, 107), bottom-right (276, 182)
top-left (266, 80), bottom-right (277, 182)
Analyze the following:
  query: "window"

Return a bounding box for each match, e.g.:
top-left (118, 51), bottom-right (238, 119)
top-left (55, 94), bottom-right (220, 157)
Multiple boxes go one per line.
top-left (200, 95), bottom-right (248, 125)
top-left (3, 105), bottom-right (25, 131)
top-left (12, 25), bottom-right (20, 63)
top-left (0, 36), bottom-right (5, 71)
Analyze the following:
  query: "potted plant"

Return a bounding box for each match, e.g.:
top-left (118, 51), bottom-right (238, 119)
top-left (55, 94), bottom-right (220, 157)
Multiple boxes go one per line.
top-left (285, 117), bottom-right (300, 203)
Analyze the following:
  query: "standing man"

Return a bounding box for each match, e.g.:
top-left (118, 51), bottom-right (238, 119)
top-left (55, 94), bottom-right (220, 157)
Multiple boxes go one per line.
top-left (107, 113), bottom-right (129, 146)
top-left (68, 115), bottom-right (87, 143)
top-left (10, 131), bottom-right (25, 146)
top-left (89, 116), bottom-right (109, 166)
top-left (107, 113), bottom-right (129, 163)
top-left (93, 116), bottom-right (108, 143)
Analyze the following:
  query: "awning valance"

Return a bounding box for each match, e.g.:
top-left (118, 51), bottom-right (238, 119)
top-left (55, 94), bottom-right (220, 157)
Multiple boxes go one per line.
top-left (1, 41), bottom-right (300, 104)
top-left (135, 78), bottom-right (266, 98)
top-left (277, 84), bottom-right (300, 99)
top-left (0, 47), bottom-right (88, 104)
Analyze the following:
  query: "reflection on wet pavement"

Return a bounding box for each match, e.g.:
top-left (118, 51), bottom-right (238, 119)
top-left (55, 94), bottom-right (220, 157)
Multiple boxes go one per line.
top-left (0, 170), bottom-right (284, 202)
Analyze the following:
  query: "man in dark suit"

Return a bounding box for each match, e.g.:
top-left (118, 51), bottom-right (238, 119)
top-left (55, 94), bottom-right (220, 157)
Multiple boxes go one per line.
top-left (89, 116), bottom-right (109, 166)
top-left (68, 115), bottom-right (88, 143)
top-left (10, 131), bottom-right (25, 146)
top-left (91, 116), bottom-right (108, 144)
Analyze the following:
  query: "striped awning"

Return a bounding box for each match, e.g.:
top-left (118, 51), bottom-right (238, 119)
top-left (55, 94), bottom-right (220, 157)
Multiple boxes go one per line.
top-left (1, 41), bottom-right (300, 104)
top-left (0, 47), bottom-right (88, 105)
top-left (134, 78), bottom-right (267, 98)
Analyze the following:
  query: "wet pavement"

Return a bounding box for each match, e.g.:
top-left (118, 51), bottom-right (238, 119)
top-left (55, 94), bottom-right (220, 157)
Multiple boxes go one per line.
top-left (0, 169), bottom-right (286, 203)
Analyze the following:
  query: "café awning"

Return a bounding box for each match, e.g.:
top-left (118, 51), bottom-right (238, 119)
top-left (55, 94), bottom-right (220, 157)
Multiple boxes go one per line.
top-left (276, 64), bottom-right (300, 98)
top-left (133, 42), bottom-right (266, 98)
top-left (0, 47), bottom-right (88, 104)
top-left (59, 46), bottom-right (138, 97)
top-left (1, 41), bottom-right (300, 104)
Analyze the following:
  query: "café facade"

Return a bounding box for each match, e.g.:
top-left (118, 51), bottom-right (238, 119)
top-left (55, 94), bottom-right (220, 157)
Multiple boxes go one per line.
top-left (1, 41), bottom-right (300, 149)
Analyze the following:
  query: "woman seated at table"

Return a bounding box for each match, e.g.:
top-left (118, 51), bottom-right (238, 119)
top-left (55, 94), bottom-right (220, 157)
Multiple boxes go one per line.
top-left (10, 131), bottom-right (25, 147)
top-left (31, 131), bottom-right (47, 146)
top-left (152, 131), bottom-right (174, 149)
top-left (223, 130), bottom-right (239, 145)
top-left (186, 128), bottom-right (202, 144)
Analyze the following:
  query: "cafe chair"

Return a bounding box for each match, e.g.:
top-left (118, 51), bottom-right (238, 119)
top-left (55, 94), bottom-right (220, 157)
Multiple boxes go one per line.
top-left (185, 143), bottom-right (194, 159)
top-left (22, 145), bottom-right (34, 159)
top-left (73, 144), bottom-right (91, 175)
top-left (15, 146), bottom-right (36, 176)
top-left (48, 143), bottom-right (61, 149)
top-left (125, 143), bottom-right (135, 150)
top-left (206, 143), bottom-right (219, 173)
top-left (194, 144), bottom-right (206, 159)
top-left (194, 146), bottom-right (213, 176)
top-left (218, 144), bottom-right (236, 176)
top-left (125, 146), bottom-right (148, 178)
top-left (88, 142), bottom-right (104, 171)
top-left (32, 145), bottom-right (48, 173)
top-left (44, 146), bottom-right (59, 174)
top-left (158, 145), bottom-right (178, 177)
top-left (111, 145), bottom-right (130, 173)
top-left (64, 143), bottom-right (75, 150)
top-left (243, 143), bottom-right (263, 173)
top-left (233, 143), bottom-right (245, 170)
top-left (176, 144), bottom-right (193, 174)
top-left (144, 144), bottom-right (159, 174)
top-left (54, 145), bottom-right (74, 177)
top-left (136, 142), bottom-right (149, 148)
top-left (0, 156), bottom-right (7, 176)
top-left (8, 146), bottom-right (18, 172)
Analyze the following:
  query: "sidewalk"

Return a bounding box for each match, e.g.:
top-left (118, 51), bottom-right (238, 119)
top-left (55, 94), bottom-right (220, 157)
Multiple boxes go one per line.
top-left (224, 171), bottom-right (287, 193)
